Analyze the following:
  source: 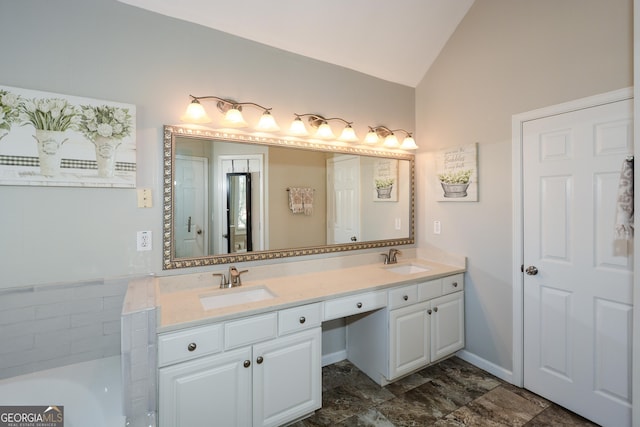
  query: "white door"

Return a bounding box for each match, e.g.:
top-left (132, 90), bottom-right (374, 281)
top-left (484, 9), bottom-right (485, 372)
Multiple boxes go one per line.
top-left (175, 155), bottom-right (208, 258)
top-left (430, 292), bottom-right (465, 361)
top-left (327, 155), bottom-right (360, 244)
top-left (389, 301), bottom-right (430, 380)
top-left (522, 99), bottom-right (633, 427)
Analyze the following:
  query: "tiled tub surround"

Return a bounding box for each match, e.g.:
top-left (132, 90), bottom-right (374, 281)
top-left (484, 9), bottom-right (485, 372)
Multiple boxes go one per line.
top-left (0, 277), bottom-right (129, 380)
top-left (121, 248), bottom-right (466, 426)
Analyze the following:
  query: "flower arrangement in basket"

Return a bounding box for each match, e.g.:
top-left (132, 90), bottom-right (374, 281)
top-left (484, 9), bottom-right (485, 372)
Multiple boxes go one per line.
top-left (375, 178), bottom-right (395, 199)
top-left (0, 90), bottom-right (21, 140)
top-left (79, 105), bottom-right (133, 178)
top-left (438, 169), bottom-right (472, 198)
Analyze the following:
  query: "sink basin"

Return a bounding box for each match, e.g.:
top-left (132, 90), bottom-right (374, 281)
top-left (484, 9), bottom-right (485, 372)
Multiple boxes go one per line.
top-left (200, 286), bottom-right (276, 310)
top-left (384, 263), bottom-right (430, 275)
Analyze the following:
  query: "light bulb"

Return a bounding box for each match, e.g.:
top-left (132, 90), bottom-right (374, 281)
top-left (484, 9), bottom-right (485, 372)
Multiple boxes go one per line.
top-left (221, 107), bottom-right (248, 127)
top-left (289, 117), bottom-right (308, 135)
top-left (256, 111), bottom-right (279, 132)
top-left (180, 100), bottom-right (212, 124)
top-left (365, 130), bottom-right (379, 144)
top-left (338, 125), bottom-right (358, 142)
top-left (383, 134), bottom-right (399, 148)
top-left (400, 135), bottom-right (418, 150)
top-left (315, 122), bottom-right (335, 139)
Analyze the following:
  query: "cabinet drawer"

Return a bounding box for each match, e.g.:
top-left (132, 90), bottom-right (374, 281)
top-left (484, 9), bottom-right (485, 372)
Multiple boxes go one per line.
top-left (225, 312), bottom-right (277, 350)
top-left (279, 303), bottom-right (322, 336)
top-left (324, 290), bottom-right (387, 321)
top-left (417, 279), bottom-right (442, 301)
top-left (158, 323), bottom-right (223, 367)
top-left (388, 284), bottom-right (418, 309)
top-left (442, 274), bottom-right (464, 295)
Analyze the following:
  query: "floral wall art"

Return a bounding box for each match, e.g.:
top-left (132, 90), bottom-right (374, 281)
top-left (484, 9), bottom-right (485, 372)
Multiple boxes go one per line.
top-left (0, 85), bottom-right (136, 188)
top-left (373, 158), bottom-right (398, 202)
top-left (435, 143), bottom-right (478, 202)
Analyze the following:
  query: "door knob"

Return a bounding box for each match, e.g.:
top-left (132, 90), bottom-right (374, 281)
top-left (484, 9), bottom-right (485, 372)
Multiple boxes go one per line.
top-left (351, 236), bottom-right (357, 242)
top-left (525, 266), bottom-right (538, 275)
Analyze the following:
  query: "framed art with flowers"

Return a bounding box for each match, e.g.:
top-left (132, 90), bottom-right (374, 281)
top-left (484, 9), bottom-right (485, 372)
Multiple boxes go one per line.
top-left (0, 85), bottom-right (136, 188)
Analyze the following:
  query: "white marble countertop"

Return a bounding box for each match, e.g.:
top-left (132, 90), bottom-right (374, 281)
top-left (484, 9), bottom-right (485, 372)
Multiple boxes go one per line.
top-left (154, 257), bottom-right (465, 332)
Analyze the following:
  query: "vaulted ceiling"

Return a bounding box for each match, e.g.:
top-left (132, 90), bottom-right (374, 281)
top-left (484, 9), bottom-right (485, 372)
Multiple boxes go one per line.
top-left (118, 0), bottom-right (475, 87)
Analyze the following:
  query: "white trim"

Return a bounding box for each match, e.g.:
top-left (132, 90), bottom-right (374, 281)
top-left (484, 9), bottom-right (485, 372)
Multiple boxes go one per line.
top-left (456, 350), bottom-right (513, 383)
top-left (321, 349), bottom-right (347, 367)
top-left (511, 87), bottom-right (634, 389)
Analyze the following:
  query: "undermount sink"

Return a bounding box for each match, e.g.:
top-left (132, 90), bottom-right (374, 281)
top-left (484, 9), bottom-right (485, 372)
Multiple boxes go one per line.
top-left (384, 263), bottom-right (431, 275)
top-left (200, 286), bottom-right (276, 310)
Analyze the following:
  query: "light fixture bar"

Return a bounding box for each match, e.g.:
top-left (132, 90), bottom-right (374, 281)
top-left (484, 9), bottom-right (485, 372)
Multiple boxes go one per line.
top-left (366, 125), bottom-right (418, 150)
top-left (291, 113), bottom-right (358, 142)
top-left (182, 95), bottom-right (279, 131)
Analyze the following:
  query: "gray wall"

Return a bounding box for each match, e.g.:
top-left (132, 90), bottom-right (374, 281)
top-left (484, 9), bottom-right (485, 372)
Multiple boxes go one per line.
top-left (415, 0), bottom-right (633, 372)
top-left (0, 0), bottom-right (414, 288)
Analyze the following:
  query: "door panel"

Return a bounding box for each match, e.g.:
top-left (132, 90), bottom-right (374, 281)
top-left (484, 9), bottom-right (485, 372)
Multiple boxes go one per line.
top-left (175, 155), bottom-right (208, 258)
top-left (523, 99), bottom-right (633, 427)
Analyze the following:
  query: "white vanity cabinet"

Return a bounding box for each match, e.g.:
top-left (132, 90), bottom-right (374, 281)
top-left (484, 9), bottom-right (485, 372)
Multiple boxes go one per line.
top-left (348, 273), bottom-right (465, 386)
top-left (158, 305), bottom-right (322, 427)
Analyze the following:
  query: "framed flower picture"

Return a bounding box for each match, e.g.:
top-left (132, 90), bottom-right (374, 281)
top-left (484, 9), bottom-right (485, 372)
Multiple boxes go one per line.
top-left (373, 158), bottom-right (398, 202)
top-left (435, 143), bottom-right (478, 202)
top-left (0, 85), bottom-right (136, 188)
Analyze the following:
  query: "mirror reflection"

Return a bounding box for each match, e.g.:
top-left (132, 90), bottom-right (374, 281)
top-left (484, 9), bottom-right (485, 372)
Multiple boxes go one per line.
top-left (163, 126), bottom-right (415, 268)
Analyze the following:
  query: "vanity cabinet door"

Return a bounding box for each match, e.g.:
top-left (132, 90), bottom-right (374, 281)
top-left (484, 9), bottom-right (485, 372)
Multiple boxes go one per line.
top-left (252, 327), bottom-right (322, 427)
top-left (430, 291), bottom-right (465, 361)
top-left (158, 347), bottom-right (252, 427)
top-left (388, 301), bottom-right (430, 380)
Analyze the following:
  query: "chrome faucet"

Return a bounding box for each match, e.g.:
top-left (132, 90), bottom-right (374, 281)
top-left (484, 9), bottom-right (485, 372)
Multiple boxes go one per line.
top-left (213, 266), bottom-right (249, 288)
top-left (229, 266), bottom-right (248, 287)
top-left (381, 248), bottom-right (401, 265)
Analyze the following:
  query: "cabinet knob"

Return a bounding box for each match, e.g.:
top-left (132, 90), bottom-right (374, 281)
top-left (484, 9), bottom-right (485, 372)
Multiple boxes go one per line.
top-left (256, 356), bottom-right (264, 364)
top-left (187, 342), bottom-right (197, 352)
top-left (433, 307), bottom-right (438, 312)
top-left (427, 309), bottom-right (432, 315)
top-left (403, 295), bottom-right (409, 301)
top-left (357, 302), bottom-right (363, 308)
top-left (299, 316), bottom-right (306, 324)
top-left (452, 282), bottom-right (458, 287)
top-left (243, 360), bottom-right (251, 368)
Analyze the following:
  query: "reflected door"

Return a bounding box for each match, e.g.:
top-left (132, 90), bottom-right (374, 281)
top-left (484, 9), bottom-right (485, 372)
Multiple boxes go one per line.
top-left (522, 99), bottom-right (633, 427)
top-left (327, 155), bottom-right (360, 244)
top-left (175, 155), bottom-right (208, 258)
top-left (227, 172), bottom-right (252, 253)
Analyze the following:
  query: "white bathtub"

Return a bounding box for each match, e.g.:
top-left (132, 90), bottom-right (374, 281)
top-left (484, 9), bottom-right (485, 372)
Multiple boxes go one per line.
top-left (0, 356), bottom-right (126, 427)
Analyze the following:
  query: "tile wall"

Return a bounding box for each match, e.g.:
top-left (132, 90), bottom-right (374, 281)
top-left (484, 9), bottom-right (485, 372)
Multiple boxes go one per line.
top-left (0, 278), bottom-right (129, 379)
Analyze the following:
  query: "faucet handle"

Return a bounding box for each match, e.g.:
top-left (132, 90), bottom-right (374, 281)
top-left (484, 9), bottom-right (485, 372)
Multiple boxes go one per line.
top-left (381, 253), bottom-right (390, 264)
top-left (212, 273), bottom-right (229, 288)
top-left (229, 266), bottom-right (248, 286)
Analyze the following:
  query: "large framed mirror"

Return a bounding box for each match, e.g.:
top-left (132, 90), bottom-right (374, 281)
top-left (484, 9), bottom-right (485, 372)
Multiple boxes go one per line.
top-left (163, 125), bottom-right (415, 269)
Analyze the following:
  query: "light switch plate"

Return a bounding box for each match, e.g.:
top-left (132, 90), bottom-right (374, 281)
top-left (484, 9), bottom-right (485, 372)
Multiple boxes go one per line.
top-left (433, 220), bottom-right (441, 234)
top-left (137, 188), bottom-right (152, 208)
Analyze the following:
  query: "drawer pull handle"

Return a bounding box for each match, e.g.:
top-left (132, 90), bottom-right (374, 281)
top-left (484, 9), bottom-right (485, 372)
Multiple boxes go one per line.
top-left (299, 316), bottom-right (306, 324)
top-left (433, 307), bottom-right (439, 312)
top-left (452, 282), bottom-right (458, 287)
top-left (427, 309), bottom-right (432, 315)
top-left (256, 356), bottom-right (264, 364)
top-left (403, 295), bottom-right (409, 301)
top-left (356, 302), bottom-right (363, 309)
top-left (187, 342), bottom-right (197, 352)
top-left (243, 360), bottom-right (251, 368)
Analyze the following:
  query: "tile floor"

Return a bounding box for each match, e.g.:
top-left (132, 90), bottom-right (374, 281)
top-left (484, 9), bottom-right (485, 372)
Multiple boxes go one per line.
top-left (290, 357), bottom-right (598, 426)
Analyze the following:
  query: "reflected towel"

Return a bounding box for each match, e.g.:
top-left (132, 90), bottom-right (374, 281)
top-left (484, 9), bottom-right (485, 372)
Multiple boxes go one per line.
top-left (288, 187), bottom-right (314, 215)
top-left (614, 158), bottom-right (634, 239)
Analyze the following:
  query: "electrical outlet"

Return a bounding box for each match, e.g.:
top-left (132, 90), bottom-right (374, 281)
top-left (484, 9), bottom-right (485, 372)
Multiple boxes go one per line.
top-left (137, 231), bottom-right (152, 251)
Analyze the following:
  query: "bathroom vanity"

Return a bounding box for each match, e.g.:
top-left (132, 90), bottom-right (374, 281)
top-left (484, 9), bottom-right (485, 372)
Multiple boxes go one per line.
top-left (151, 258), bottom-right (465, 427)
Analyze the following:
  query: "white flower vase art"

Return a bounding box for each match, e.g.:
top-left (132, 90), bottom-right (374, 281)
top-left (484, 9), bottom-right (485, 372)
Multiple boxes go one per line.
top-left (19, 97), bottom-right (79, 177)
top-left (80, 105), bottom-right (132, 179)
top-left (34, 129), bottom-right (68, 177)
top-left (438, 169), bottom-right (472, 198)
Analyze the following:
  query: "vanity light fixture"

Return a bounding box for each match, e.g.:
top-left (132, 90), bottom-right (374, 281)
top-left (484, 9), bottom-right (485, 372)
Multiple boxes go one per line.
top-left (181, 95), bottom-right (280, 131)
top-left (366, 126), bottom-right (418, 150)
top-left (290, 113), bottom-right (359, 142)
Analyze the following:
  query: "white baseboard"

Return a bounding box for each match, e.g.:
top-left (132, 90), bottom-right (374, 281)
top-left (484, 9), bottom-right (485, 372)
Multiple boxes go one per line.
top-left (322, 349), bottom-right (347, 367)
top-left (456, 350), bottom-right (514, 384)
